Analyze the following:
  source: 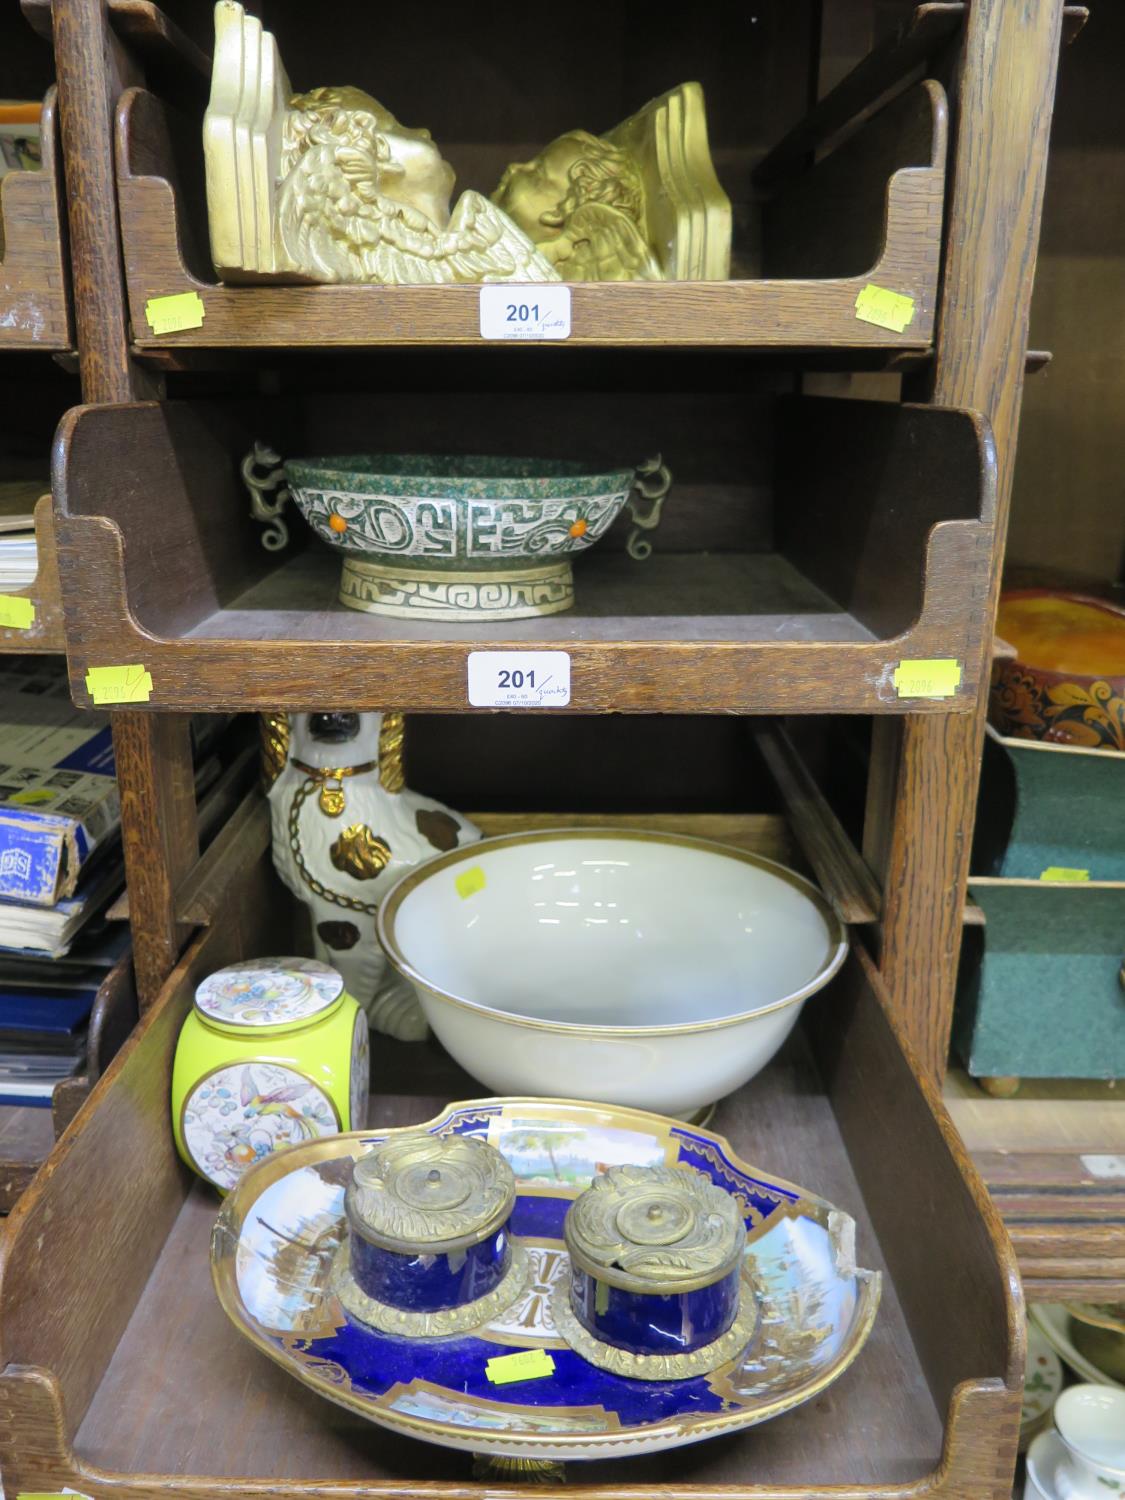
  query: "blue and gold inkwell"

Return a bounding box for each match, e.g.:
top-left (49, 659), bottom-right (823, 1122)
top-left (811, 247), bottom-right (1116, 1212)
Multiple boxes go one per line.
top-left (552, 1164), bottom-right (758, 1380)
top-left (333, 1132), bottom-right (528, 1337)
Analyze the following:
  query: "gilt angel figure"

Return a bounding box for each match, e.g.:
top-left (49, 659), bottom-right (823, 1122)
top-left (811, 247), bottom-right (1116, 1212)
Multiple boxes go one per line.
top-left (203, 3), bottom-right (557, 287)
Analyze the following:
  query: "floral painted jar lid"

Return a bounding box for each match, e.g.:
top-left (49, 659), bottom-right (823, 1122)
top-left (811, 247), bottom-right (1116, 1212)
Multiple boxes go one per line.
top-left (194, 957), bottom-right (345, 1035)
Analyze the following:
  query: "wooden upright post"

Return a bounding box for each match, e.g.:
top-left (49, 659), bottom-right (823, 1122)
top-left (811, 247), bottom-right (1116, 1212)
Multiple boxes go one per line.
top-left (869, 0), bottom-right (1068, 1081)
top-left (52, 0), bottom-right (199, 1002)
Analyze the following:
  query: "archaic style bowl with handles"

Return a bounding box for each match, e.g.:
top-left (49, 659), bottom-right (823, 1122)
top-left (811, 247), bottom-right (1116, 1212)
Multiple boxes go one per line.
top-left (241, 447), bottom-right (672, 622)
top-left (376, 829), bottom-right (848, 1119)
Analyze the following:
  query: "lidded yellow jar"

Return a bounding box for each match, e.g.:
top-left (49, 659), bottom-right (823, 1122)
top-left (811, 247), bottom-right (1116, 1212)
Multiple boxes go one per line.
top-left (171, 956), bottom-right (369, 1191)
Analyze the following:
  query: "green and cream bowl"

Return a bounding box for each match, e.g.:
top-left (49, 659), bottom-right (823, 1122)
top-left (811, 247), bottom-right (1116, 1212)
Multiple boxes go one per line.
top-left (242, 447), bottom-right (671, 622)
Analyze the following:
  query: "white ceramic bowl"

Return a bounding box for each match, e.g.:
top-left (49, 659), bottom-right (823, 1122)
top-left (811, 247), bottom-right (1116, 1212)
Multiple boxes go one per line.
top-left (377, 830), bottom-right (848, 1118)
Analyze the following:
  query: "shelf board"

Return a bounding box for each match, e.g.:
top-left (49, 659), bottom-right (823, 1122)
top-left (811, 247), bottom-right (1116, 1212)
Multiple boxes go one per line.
top-left (21, 0), bottom-right (211, 81)
top-left (66, 547), bottom-right (990, 713)
top-left (75, 1037), bottom-right (944, 1487)
top-left (946, 1068), bottom-right (1125, 1300)
top-left (195, 550), bottom-right (874, 644)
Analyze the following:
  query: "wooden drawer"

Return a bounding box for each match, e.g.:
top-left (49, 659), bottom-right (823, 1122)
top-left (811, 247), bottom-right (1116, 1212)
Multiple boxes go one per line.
top-left (50, 390), bottom-right (995, 714)
top-left (0, 821), bottom-right (1023, 1498)
top-left (108, 9), bottom-right (947, 357)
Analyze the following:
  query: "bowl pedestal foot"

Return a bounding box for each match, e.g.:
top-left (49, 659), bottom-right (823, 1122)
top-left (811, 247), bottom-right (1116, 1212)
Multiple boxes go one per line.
top-left (340, 557), bottom-right (575, 621)
top-left (472, 1455), bottom-right (567, 1484)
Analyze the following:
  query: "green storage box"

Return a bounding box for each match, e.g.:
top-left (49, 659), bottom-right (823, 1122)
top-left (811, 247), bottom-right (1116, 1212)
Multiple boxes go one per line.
top-left (973, 726), bottom-right (1125, 882)
top-left (956, 881), bottom-right (1125, 1080)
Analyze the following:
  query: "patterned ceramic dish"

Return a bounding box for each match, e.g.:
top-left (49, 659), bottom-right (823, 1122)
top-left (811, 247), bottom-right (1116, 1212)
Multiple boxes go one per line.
top-left (1066, 1303), bottom-right (1125, 1384)
top-left (1030, 1304), bottom-right (1125, 1391)
top-left (242, 445), bottom-right (672, 621)
top-left (376, 829), bottom-right (849, 1119)
top-left (990, 590), bottom-right (1125, 750)
top-left (1022, 1316), bottom-right (1064, 1452)
top-left (211, 1098), bottom-right (881, 1466)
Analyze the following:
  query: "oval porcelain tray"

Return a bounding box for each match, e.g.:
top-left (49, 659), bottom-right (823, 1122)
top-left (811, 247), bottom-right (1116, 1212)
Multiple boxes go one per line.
top-left (211, 1098), bottom-right (881, 1463)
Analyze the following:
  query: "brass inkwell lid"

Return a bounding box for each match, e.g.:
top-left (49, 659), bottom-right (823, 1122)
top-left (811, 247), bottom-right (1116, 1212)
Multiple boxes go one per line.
top-left (565, 1164), bottom-right (745, 1294)
top-left (346, 1132), bottom-right (516, 1257)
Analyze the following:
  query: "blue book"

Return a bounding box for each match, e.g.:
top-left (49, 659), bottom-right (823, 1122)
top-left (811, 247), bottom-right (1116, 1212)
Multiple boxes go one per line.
top-left (0, 988), bottom-right (96, 1034)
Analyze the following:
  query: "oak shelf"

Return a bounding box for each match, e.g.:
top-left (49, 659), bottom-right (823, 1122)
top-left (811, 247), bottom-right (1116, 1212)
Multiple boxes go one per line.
top-left (51, 391), bottom-right (995, 713)
top-left (0, 88), bottom-right (72, 353)
top-left (0, 827), bottom-right (1023, 1500)
top-left (21, 0), bottom-right (211, 83)
top-left (113, 60), bottom-right (946, 354)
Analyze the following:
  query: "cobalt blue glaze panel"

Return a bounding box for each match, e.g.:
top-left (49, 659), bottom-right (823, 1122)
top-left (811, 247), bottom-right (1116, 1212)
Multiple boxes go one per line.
top-left (569, 1264), bottom-right (741, 1355)
top-left (351, 1227), bottom-right (510, 1313)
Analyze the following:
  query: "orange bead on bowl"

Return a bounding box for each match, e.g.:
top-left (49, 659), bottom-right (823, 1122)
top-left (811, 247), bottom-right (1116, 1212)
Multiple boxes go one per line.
top-left (990, 590), bottom-right (1125, 750)
top-left (569, 519), bottom-right (588, 539)
top-left (329, 513), bottom-right (348, 534)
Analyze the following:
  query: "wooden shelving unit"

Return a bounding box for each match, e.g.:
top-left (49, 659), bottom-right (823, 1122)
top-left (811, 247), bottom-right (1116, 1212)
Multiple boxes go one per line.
top-left (3, 1), bottom-right (1120, 1496)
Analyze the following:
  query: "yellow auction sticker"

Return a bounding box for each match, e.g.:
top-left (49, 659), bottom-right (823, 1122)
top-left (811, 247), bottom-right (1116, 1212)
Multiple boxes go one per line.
top-left (455, 866), bottom-right (486, 900)
top-left (145, 291), bottom-right (205, 335)
top-left (0, 594), bottom-right (35, 629)
top-left (892, 659), bottom-right (962, 699)
top-left (485, 1349), bottom-right (556, 1385)
top-left (85, 663), bottom-right (153, 705)
top-left (1039, 867), bottom-right (1089, 883)
top-left (855, 283), bottom-right (916, 333)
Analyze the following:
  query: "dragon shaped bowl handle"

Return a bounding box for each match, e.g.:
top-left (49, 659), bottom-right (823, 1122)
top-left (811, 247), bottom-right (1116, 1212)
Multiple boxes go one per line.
top-left (626, 455), bottom-right (673, 561)
top-left (241, 442), bottom-right (291, 552)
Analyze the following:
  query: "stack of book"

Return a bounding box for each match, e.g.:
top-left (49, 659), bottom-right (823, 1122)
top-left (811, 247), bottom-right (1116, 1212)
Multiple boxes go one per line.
top-left (0, 481), bottom-right (43, 592)
top-left (0, 925), bottom-right (129, 1107)
top-left (0, 660), bottom-right (226, 1105)
top-left (0, 658), bottom-right (127, 1104)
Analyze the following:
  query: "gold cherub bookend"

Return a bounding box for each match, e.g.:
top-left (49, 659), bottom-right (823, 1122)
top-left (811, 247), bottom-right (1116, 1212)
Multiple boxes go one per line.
top-left (203, 2), bottom-right (558, 286)
top-left (493, 83), bottom-right (732, 283)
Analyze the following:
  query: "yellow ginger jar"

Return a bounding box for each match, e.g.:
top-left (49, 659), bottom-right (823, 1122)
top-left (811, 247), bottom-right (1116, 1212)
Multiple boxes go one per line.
top-left (172, 956), bottom-right (368, 1191)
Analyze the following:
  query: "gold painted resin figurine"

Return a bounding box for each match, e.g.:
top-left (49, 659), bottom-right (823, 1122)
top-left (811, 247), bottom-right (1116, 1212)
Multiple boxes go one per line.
top-left (493, 83), bottom-right (731, 282)
top-left (204, 2), bottom-right (557, 285)
top-left (204, 3), bottom-right (729, 286)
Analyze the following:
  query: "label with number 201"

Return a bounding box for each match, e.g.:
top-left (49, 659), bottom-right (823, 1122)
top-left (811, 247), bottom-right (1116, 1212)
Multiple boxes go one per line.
top-left (467, 652), bottom-right (571, 707)
top-left (479, 285), bottom-right (571, 340)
